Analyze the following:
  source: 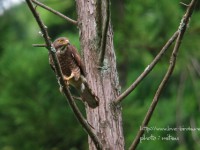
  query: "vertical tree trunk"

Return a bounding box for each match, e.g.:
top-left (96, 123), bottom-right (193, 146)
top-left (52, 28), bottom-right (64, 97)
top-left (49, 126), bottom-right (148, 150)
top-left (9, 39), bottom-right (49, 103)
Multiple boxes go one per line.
top-left (76, 0), bottom-right (125, 149)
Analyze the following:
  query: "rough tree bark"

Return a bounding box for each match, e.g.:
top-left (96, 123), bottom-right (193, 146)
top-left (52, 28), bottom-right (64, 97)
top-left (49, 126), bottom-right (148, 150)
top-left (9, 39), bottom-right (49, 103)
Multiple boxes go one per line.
top-left (76, 0), bottom-right (125, 149)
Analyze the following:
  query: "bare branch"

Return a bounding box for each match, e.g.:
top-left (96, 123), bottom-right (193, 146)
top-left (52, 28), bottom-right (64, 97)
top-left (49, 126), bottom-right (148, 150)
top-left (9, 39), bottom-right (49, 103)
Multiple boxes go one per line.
top-left (31, 0), bottom-right (78, 25)
top-left (98, 0), bottom-right (110, 66)
top-left (32, 43), bottom-right (46, 47)
top-left (129, 0), bottom-right (198, 149)
top-left (25, 1), bottom-right (102, 149)
top-left (180, 2), bottom-right (190, 7)
top-left (114, 31), bottom-right (179, 105)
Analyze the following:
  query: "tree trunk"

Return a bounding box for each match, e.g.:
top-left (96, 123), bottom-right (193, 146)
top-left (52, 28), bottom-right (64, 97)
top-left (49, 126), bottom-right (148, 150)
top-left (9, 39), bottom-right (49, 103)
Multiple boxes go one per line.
top-left (76, 0), bottom-right (125, 149)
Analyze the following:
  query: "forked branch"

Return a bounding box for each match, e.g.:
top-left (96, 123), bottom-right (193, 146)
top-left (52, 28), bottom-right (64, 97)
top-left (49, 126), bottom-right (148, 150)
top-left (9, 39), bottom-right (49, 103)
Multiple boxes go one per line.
top-left (129, 0), bottom-right (197, 149)
top-left (114, 31), bottom-right (179, 105)
top-left (26, 0), bottom-right (102, 149)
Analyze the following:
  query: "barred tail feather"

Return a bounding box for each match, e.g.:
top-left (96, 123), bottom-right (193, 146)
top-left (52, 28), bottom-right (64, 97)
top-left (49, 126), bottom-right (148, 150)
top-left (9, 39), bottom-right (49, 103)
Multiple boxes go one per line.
top-left (81, 83), bottom-right (99, 108)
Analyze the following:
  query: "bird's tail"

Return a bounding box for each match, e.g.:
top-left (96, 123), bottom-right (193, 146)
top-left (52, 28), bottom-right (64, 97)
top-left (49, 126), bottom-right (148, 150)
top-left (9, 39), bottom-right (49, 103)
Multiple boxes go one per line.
top-left (80, 83), bottom-right (99, 108)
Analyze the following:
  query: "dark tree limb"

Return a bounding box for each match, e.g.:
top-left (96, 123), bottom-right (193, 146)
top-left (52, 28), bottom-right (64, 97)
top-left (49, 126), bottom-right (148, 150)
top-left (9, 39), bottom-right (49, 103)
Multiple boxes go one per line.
top-left (129, 0), bottom-right (197, 149)
top-left (26, 0), bottom-right (102, 149)
top-left (114, 31), bottom-right (179, 105)
top-left (31, 0), bottom-right (78, 25)
top-left (98, 0), bottom-right (110, 66)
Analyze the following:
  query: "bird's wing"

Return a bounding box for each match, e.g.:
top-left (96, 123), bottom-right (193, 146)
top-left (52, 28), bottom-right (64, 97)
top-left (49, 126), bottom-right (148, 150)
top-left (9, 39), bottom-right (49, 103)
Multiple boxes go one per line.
top-left (68, 45), bottom-right (86, 76)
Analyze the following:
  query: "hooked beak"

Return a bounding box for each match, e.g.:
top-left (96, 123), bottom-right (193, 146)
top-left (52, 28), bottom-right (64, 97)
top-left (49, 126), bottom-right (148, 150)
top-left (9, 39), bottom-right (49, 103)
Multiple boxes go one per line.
top-left (59, 39), bottom-right (70, 51)
top-left (63, 39), bottom-right (70, 46)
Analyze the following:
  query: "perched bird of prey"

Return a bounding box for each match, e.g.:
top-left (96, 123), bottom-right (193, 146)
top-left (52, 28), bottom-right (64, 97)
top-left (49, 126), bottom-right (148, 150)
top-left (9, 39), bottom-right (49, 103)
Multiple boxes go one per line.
top-left (49, 37), bottom-right (99, 108)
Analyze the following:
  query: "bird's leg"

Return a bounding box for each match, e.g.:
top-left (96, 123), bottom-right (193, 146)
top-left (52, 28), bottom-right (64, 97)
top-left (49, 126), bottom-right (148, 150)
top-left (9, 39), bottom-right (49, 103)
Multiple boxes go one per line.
top-left (63, 72), bottom-right (74, 81)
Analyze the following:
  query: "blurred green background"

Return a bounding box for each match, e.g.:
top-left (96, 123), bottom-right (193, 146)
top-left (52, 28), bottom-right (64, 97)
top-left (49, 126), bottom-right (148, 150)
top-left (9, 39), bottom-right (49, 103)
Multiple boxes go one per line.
top-left (0, 0), bottom-right (200, 149)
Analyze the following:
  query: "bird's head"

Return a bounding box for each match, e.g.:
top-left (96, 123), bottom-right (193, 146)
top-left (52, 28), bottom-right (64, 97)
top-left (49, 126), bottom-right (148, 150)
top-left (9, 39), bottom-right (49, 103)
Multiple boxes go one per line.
top-left (53, 37), bottom-right (70, 51)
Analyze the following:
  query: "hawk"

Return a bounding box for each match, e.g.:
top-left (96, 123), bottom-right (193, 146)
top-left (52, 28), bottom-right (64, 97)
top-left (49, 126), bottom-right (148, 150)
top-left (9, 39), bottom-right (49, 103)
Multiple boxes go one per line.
top-left (49, 37), bottom-right (99, 108)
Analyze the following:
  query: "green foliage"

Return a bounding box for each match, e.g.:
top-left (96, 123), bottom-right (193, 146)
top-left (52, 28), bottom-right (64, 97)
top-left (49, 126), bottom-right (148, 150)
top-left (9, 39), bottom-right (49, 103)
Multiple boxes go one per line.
top-left (0, 0), bottom-right (200, 149)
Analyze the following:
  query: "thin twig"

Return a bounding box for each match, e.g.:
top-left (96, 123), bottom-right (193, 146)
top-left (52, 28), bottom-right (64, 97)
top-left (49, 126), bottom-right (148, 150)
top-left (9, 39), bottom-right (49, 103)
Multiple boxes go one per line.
top-left (31, 0), bottom-right (77, 25)
top-left (180, 2), bottom-right (190, 7)
top-left (26, 1), bottom-right (102, 149)
top-left (98, 0), bottom-right (110, 66)
top-left (129, 0), bottom-right (197, 149)
top-left (114, 31), bottom-right (179, 105)
top-left (32, 44), bottom-right (47, 47)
